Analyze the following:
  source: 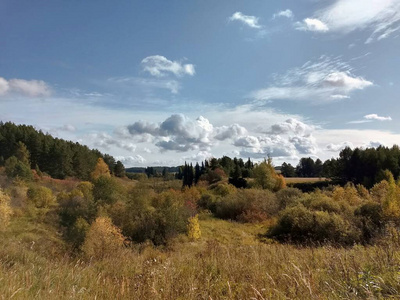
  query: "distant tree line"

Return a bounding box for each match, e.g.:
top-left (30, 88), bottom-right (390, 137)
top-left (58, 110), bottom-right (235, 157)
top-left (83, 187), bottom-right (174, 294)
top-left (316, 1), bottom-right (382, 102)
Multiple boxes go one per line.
top-left (281, 146), bottom-right (400, 188)
top-left (0, 122), bottom-right (124, 180)
top-left (177, 156), bottom-right (256, 189)
top-left (280, 158), bottom-right (323, 178)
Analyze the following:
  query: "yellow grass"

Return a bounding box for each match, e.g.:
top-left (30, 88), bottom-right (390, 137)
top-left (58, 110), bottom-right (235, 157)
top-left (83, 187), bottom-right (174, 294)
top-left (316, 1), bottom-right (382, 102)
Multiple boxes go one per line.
top-left (1, 211), bottom-right (400, 299)
top-left (285, 177), bottom-right (328, 184)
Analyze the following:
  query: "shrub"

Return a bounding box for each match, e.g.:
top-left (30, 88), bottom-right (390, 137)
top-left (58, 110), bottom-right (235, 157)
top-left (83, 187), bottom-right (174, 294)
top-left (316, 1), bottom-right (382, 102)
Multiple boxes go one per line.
top-left (212, 183), bottom-right (236, 197)
top-left (309, 195), bottom-right (341, 214)
top-left (122, 189), bottom-right (190, 245)
top-left (355, 201), bottom-right (384, 242)
top-left (198, 192), bottom-right (218, 212)
top-left (58, 186), bottom-right (96, 232)
top-left (0, 188), bottom-right (12, 230)
top-left (82, 217), bottom-right (125, 259)
top-left (68, 217), bottom-right (90, 250)
top-left (187, 214), bottom-right (201, 241)
top-left (92, 176), bottom-right (121, 205)
top-left (276, 188), bottom-right (302, 210)
top-left (27, 186), bottom-right (54, 208)
top-left (215, 189), bottom-right (278, 222)
top-left (267, 205), bottom-right (360, 245)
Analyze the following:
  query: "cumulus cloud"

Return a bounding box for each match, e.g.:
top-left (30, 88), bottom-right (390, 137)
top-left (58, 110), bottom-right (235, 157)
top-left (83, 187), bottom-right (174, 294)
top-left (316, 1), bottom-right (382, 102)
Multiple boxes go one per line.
top-left (269, 118), bottom-right (315, 135)
top-left (214, 124), bottom-right (247, 141)
top-left (326, 141), bottom-right (354, 152)
top-left (0, 77), bottom-right (51, 97)
top-left (364, 114), bottom-right (392, 121)
top-left (87, 132), bottom-right (137, 153)
top-left (273, 9), bottom-right (294, 19)
top-left (252, 56), bottom-right (373, 103)
top-left (233, 118), bottom-right (318, 159)
top-left (304, 0), bottom-right (400, 43)
top-left (141, 55), bottom-right (195, 77)
top-left (363, 141), bottom-right (384, 148)
top-left (296, 18), bottom-right (329, 32)
top-left (127, 114), bottom-right (214, 152)
top-left (229, 12), bottom-right (262, 29)
top-left (115, 155), bottom-right (146, 166)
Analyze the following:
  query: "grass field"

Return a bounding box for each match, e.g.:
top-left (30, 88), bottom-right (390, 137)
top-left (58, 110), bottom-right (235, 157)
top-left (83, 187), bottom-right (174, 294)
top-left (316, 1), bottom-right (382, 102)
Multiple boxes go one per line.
top-left (2, 210), bottom-right (400, 299)
top-left (284, 177), bottom-right (328, 184)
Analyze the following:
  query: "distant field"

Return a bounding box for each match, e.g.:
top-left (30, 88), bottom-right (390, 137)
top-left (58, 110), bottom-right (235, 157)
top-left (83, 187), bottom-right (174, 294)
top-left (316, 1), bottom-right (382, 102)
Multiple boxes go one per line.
top-left (284, 177), bottom-right (328, 184)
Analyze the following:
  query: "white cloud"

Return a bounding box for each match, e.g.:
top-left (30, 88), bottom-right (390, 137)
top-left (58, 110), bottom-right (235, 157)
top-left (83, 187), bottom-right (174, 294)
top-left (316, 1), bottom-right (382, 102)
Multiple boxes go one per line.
top-left (331, 94), bottom-right (350, 99)
top-left (86, 132), bottom-right (137, 153)
top-left (326, 141), bottom-right (354, 152)
top-left (269, 118), bottom-right (315, 135)
top-left (296, 18), bottom-right (329, 32)
top-left (273, 9), bottom-right (294, 19)
top-left (308, 0), bottom-right (400, 43)
top-left (115, 155), bottom-right (146, 166)
top-left (252, 56), bottom-right (373, 103)
top-left (127, 114), bottom-right (214, 152)
top-left (229, 12), bottom-right (262, 29)
top-left (0, 77), bottom-right (10, 95)
top-left (0, 77), bottom-right (51, 97)
top-left (232, 118), bottom-right (318, 159)
top-left (214, 124), bottom-right (247, 141)
top-left (364, 114), bottom-right (392, 121)
top-left (141, 55), bottom-right (195, 77)
top-left (58, 124), bottom-right (76, 132)
top-left (363, 141), bottom-right (384, 148)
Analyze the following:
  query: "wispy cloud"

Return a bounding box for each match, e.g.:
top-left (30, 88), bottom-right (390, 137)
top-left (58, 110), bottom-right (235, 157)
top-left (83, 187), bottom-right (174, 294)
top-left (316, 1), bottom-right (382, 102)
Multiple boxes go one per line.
top-left (108, 76), bottom-right (181, 94)
top-left (364, 114), bottom-right (392, 121)
top-left (304, 0), bottom-right (400, 43)
top-left (229, 12), bottom-right (262, 29)
top-left (349, 113), bottom-right (392, 124)
top-left (0, 77), bottom-right (51, 97)
top-left (252, 56), bottom-right (373, 103)
top-left (273, 9), bottom-right (294, 19)
top-left (141, 55), bottom-right (195, 77)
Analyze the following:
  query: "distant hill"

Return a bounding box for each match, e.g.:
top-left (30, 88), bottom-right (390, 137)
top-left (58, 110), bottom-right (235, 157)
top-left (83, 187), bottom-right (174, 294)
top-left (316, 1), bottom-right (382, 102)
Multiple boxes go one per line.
top-left (0, 121), bottom-right (120, 180)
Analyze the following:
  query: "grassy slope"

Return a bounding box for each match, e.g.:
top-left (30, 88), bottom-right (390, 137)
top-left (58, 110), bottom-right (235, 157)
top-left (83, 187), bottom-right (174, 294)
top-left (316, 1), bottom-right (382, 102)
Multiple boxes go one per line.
top-left (2, 209), bottom-right (400, 299)
top-left (1, 174), bottom-right (400, 299)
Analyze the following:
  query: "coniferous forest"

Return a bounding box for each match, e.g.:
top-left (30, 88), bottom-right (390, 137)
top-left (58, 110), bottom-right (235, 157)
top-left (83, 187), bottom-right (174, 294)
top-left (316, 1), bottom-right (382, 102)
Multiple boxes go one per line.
top-left (2, 122), bottom-right (400, 298)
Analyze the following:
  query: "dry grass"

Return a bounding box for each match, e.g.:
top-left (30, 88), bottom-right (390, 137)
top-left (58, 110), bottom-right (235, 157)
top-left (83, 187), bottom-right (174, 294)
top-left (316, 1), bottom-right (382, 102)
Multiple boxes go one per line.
top-left (284, 177), bottom-right (328, 184)
top-left (1, 211), bottom-right (400, 299)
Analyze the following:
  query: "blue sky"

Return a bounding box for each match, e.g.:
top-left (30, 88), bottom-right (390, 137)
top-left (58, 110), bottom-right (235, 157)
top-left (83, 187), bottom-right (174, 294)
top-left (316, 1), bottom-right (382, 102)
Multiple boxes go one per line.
top-left (1, 0), bottom-right (400, 167)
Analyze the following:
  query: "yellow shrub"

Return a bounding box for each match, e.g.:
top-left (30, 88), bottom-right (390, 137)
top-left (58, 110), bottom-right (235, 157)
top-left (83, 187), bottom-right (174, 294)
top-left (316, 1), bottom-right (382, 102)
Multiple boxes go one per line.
top-left (187, 214), bottom-right (201, 241)
top-left (82, 217), bottom-right (125, 259)
top-left (0, 188), bottom-right (12, 230)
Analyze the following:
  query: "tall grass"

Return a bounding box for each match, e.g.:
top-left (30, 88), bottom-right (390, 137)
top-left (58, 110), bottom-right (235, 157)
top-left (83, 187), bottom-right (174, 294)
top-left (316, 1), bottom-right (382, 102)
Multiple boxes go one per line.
top-left (1, 214), bottom-right (400, 299)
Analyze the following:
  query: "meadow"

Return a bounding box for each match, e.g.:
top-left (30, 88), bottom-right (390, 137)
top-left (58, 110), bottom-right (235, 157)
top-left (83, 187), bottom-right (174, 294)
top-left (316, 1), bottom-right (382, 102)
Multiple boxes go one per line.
top-left (2, 166), bottom-right (400, 300)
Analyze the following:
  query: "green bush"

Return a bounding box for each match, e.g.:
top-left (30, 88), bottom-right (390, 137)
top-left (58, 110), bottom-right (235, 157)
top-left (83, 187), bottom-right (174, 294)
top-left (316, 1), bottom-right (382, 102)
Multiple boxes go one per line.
top-left (355, 201), bottom-right (384, 242)
top-left (27, 186), bottom-right (54, 208)
top-left (121, 189), bottom-right (190, 245)
top-left (214, 189), bottom-right (278, 222)
top-left (276, 188), bottom-right (302, 210)
top-left (267, 205), bottom-right (360, 245)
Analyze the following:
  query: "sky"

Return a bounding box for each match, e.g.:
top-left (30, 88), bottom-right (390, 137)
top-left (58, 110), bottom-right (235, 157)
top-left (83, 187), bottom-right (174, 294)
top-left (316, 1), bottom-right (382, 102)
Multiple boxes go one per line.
top-left (1, 0), bottom-right (400, 167)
